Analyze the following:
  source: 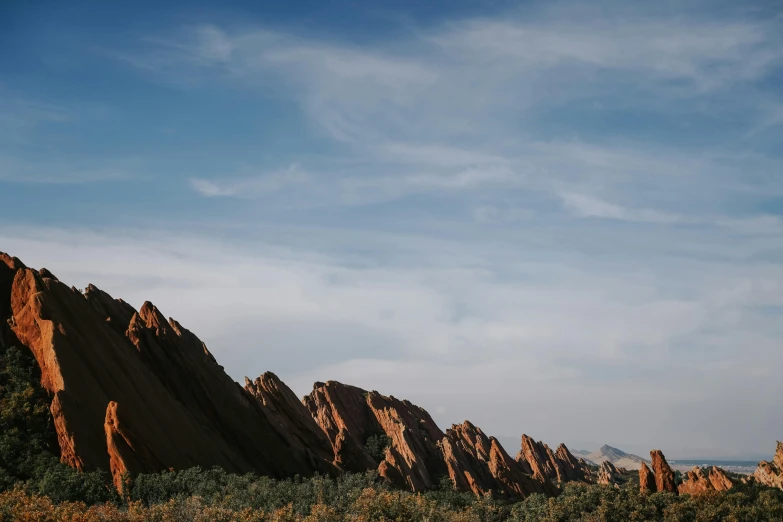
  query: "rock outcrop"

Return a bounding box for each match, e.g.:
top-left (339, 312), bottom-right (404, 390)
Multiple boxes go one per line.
top-left (443, 421), bottom-right (554, 498)
top-left (0, 251), bottom-right (591, 499)
top-left (639, 461), bottom-right (656, 492)
top-left (651, 450), bottom-right (677, 493)
top-left (304, 380), bottom-right (447, 491)
top-left (639, 450), bottom-right (676, 493)
top-left (1, 252), bottom-right (336, 488)
top-left (303, 380), bottom-right (552, 497)
top-left (597, 460), bottom-right (619, 486)
top-left (516, 435), bottom-right (590, 483)
top-left (754, 441), bottom-right (783, 490)
top-left (678, 466), bottom-right (734, 495)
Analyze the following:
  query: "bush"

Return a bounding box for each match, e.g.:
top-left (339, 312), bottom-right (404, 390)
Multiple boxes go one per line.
top-left (364, 434), bottom-right (393, 461)
top-left (0, 344), bottom-right (116, 504)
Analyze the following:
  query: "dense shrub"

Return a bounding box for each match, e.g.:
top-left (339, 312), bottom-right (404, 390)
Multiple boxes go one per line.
top-left (364, 434), bottom-right (393, 461)
top-left (0, 344), bottom-right (116, 504)
top-left (3, 481), bottom-right (783, 521)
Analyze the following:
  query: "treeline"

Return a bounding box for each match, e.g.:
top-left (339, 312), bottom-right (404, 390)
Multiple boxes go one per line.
top-left (3, 476), bottom-right (783, 521)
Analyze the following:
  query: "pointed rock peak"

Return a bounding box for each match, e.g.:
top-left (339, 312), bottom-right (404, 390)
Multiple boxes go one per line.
top-left (263, 371), bottom-right (282, 384)
top-left (649, 449), bottom-right (677, 493)
top-left (0, 252), bottom-right (25, 270)
top-left (461, 419), bottom-right (478, 431)
top-left (38, 268), bottom-right (59, 281)
top-left (139, 301), bottom-right (169, 330)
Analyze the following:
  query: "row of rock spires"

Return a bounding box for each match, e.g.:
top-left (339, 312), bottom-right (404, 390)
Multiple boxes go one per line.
top-left (637, 445), bottom-right (783, 495)
top-left (5, 252), bottom-right (783, 498)
top-left (635, 450), bottom-right (734, 495)
top-left (0, 252), bottom-right (590, 497)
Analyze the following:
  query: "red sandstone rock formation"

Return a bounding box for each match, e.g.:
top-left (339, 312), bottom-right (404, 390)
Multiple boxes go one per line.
top-left (516, 435), bottom-right (590, 483)
top-left (304, 381), bottom-right (553, 497)
top-left (1, 252), bottom-right (335, 488)
top-left (597, 460), bottom-right (619, 486)
top-left (651, 450), bottom-right (677, 493)
top-left (443, 421), bottom-right (554, 498)
top-left (754, 441), bottom-right (783, 490)
top-left (639, 461), bottom-right (656, 492)
top-left (304, 380), bottom-right (447, 491)
top-left (1, 251), bottom-right (586, 499)
top-left (639, 450), bottom-right (676, 494)
top-left (678, 466), bottom-right (734, 495)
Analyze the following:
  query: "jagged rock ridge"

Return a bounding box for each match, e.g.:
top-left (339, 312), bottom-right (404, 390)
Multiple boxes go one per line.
top-left (515, 434), bottom-right (591, 483)
top-left (0, 251), bottom-right (604, 498)
top-left (1, 252), bottom-right (336, 490)
top-left (678, 466), bottom-right (734, 495)
top-left (302, 380), bottom-right (556, 498)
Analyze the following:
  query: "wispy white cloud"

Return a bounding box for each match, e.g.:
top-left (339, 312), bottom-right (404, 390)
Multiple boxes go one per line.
top-left (190, 164), bottom-right (311, 197)
top-left (559, 192), bottom-right (682, 223)
top-left (116, 8), bottom-right (783, 218)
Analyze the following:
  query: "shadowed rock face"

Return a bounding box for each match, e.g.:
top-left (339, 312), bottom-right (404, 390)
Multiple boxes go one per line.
top-left (678, 466), bottom-right (734, 495)
top-left (516, 435), bottom-right (591, 483)
top-left (1, 252), bottom-right (336, 489)
top-left (639, 461), bottom-right (656, 492)
top-left (754, 441), bottom-right (783, 490)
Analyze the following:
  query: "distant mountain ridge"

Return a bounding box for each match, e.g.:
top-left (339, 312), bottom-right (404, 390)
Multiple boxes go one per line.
top-left (584, 445), bottom-right (648, 470)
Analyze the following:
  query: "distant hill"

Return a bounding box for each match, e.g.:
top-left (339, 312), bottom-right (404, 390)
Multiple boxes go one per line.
top-left (584, 445), bottom-right (648, 470)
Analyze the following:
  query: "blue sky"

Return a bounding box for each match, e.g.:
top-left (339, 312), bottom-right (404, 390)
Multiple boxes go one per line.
top-left (2, 0), bottom-right (783, 459)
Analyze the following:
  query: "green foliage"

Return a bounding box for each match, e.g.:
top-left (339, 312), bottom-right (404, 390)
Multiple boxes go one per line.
top-left (364, 433), bottom-right (393, 461)
top-left (508, 481), bottom-right (783, 522)
top-left (126, 467), bottom-right (385, 514)
top-left (0, 343), bottom-right (116, 504)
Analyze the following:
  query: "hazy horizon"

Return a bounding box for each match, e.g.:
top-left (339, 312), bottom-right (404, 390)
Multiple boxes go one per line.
top-left (2, 0), bottom-right (782, 459)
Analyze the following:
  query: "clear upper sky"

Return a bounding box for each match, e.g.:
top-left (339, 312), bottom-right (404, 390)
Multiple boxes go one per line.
top-left (1, 0), bottom-right (782, 459)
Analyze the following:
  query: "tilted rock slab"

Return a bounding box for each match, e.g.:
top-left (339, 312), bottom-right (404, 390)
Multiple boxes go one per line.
top-left (1, 253), bottom-right (335, 490)
top-left (639, 450), bottom-right (677, 494)
top-left (516, 434), bottom-right (591, 483)
top-left (304, 380), bottom-right (551, 497)
top-left (754, 441), bottom-right (783, 490)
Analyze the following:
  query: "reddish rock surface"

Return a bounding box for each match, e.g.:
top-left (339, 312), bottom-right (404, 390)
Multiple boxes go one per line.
top-left (443, 421), bottom-right (554, 498)
top-left (639, 461), bottom-right (656, 492)
top-left (1, 252), bottom-right (335, 488)
top-left (678, 466), bottom-right (734, 495)
top-left (597, 460), bottom-right (619, 486)
top-left (754, 441), bottom-right (783, 490)
top-left (516, 435), bottom-right (590, 483)
top-left (304, 381), bottom-right (554, 497)
top-left (639, 450), bottom-right (677, 494)
top-left (304, 380), bottom-right (446, 491)
top-left (651, 450), bottom-right (677, 493)
top-left (1, 251), bottom-right (590, 498)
